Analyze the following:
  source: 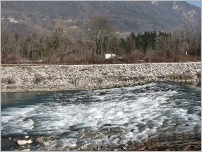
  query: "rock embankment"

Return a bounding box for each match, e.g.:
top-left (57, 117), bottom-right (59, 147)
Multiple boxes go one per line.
top-left (1, 62), bottom-right (201, 92)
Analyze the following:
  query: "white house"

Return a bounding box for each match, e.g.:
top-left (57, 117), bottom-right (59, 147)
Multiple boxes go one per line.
top-left (105, 54), bottom-right (116, 59)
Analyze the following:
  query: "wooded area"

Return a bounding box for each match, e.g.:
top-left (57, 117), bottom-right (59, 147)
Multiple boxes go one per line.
top-left (1, 16), bottom-right (201, 64)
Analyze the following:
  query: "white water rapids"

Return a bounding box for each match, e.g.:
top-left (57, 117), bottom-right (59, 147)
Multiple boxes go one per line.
top-left (1, 82), bottom-right (201, 150)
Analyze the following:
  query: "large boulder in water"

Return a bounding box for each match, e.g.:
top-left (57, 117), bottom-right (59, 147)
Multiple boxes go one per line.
top-left (17, 140), bottom-right (28, 146)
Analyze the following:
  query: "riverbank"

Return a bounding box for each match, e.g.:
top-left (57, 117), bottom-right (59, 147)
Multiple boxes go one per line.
top-left (1, 130), bottom-right (201, 151)
top-left (1, 62), bottom-right (201, 92)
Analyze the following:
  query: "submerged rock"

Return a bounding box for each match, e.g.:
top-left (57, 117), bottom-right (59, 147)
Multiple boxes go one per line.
top-left (47, 135), bottom-right (56, 140)
top-left (57, 147), bottom-right (63, 151)
top-left (43, 141), bottom-right (50, 147)
top-left (22, 149), bottom-right (30, 151)
top-left (62, 99), bottom-right (70, 102)
top-left (145, 86), bottom-right (150, 90)
top-left (62, 103), bottom-right (67, 106)
top-left (36, 137), bottom-right (43, 143)
top-left (99, 92), bottom-right (106, 96)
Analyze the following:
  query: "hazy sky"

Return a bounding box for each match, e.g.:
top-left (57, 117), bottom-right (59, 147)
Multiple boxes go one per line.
top-left (187, 1), bottom-right (201, 8)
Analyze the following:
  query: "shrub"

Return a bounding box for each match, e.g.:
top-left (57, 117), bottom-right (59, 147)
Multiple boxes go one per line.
top-left (2, 54), bottom-right (20, 64)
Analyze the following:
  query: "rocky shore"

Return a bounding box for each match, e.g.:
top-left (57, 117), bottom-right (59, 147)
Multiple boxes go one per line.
top-left (1, 62), bottom-right (201, 92)
top-left (2, 130), bottom-right (201, 151)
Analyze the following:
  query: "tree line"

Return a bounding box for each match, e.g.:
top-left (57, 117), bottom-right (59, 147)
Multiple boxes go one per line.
top-left (1, 16), bottom-right (201, 64)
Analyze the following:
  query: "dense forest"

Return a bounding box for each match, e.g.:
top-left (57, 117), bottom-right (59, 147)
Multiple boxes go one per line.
top-left (1, 16), bottom-right (201, 64)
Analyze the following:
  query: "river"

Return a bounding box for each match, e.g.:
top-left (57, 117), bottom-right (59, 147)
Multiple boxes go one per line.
top-left (1, 82), bottom-right (201, 151)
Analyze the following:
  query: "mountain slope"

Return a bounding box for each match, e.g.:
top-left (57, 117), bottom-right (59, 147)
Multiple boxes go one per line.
top-left (1, 1), bottom-right (201, 39)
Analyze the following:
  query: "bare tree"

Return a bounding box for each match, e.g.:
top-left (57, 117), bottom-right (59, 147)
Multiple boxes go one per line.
top-left (45, 28), bottom-right (67, 63)
top-left (194, 28), bottom-right (201, 57)
top-left (87, 16), bottom-right (115, 55)
top-left (1, 28), bottom-right (9, 60)
top-left (182, 10), bottom-right (195, 55)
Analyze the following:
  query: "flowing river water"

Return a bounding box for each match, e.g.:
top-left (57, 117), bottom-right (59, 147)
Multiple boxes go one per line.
top-left (1, 82), bottom-right (201, 151)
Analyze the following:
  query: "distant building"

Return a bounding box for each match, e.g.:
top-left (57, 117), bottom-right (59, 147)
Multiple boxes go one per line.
top-left (68, 26), bottom-right (78, 29)
top-left (8, 17), bottom-right (18, 23)
top-left (67, 19), bottom-right (77, 22)
top-left (105, 54), bottom-right (116, 59)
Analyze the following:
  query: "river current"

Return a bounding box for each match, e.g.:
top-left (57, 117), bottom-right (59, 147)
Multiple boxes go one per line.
top-left (1, 82), bottom-right (201, 151)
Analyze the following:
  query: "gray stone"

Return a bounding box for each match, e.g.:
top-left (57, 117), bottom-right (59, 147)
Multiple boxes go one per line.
top-left (1, 62), bottom-right (201, 92)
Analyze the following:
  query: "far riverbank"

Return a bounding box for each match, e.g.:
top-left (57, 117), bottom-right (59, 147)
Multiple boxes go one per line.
top-left (1, 62), bottom-right (201, 92)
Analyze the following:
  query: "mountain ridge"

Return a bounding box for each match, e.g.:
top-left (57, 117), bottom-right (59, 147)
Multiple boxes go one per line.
top-left (1, 1), bottom-right (201, 39)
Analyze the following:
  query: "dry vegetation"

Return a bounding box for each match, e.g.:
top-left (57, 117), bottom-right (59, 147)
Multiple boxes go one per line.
top-left (1, 16), bottom-right (201, 65)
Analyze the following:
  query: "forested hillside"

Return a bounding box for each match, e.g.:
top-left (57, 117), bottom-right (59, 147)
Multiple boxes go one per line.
top-left (1, 1), bottom-right (201, 38)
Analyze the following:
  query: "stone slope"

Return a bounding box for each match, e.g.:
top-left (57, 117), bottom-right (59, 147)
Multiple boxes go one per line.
top-left (1, 62), bottom-right (201, 92)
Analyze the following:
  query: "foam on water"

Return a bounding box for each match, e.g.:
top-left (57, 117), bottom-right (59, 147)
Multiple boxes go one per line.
top-left (1, 82), bottom-right (201, 150)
